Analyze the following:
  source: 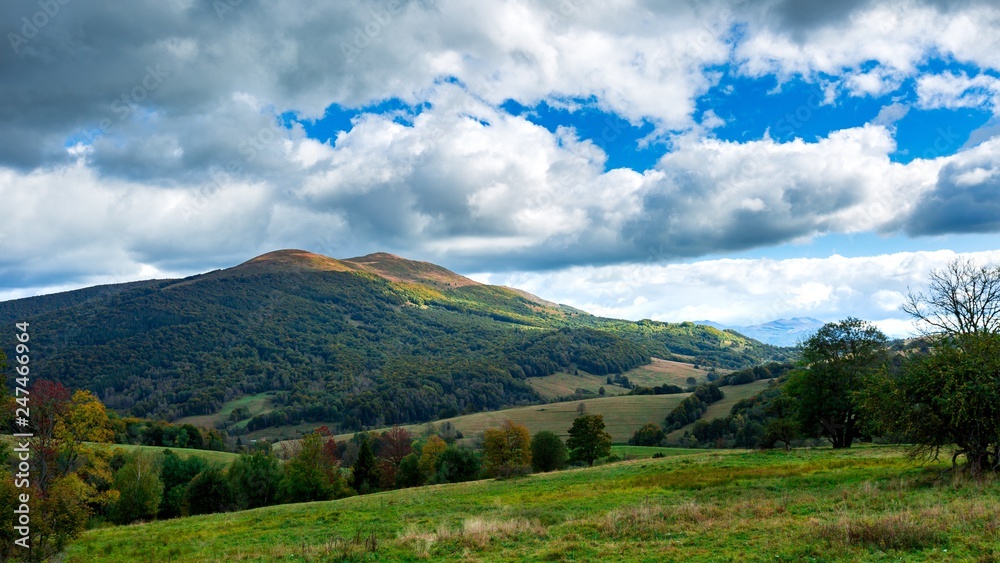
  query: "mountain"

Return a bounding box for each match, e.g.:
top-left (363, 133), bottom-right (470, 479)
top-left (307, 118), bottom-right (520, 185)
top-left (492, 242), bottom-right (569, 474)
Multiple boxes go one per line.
top-left (0, 250), bottom-right (791, 433)
top-left (694, 317), bottom-right (824, 347)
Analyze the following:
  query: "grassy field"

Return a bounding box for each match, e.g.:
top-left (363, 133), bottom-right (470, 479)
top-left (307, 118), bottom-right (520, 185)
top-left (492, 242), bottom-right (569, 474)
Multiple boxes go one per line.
top-left (609, 445), bottom-right (704, 459)
top-left (175, 391), bottom-right (278, 430)
top-left (621, 358), bottom-right (723, 388)
top-left (63, 446), bottom-right (1000, 562)
top-left (527, 371), bottom-right (631, 400)
top-left (303, 394), bottom-right (691, 447)
top-left (97, 443), bottom-right (241, 466)
top-left (668, 379), bottom-right (774, 440)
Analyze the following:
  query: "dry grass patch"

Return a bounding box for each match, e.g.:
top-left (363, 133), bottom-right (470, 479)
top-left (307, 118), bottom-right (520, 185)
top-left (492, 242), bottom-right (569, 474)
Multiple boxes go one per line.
top-left (398, 516), bottom-right (547, 551)
top-left (817, 512), bottom-right (946, 551)
top-left (598, 498), bottom-right (723, 539)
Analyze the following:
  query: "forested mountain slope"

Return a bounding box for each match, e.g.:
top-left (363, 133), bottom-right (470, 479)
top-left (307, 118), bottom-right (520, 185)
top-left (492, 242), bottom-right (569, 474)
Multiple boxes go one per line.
top-left (0, 250), bottom-right (790, 431)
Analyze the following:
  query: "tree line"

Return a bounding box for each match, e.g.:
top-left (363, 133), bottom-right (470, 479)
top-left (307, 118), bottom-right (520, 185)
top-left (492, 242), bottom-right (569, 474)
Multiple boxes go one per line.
top-left (0, 369), bottom-right (616, 560)
top-left (636, 259), bottom-right (1000, 475)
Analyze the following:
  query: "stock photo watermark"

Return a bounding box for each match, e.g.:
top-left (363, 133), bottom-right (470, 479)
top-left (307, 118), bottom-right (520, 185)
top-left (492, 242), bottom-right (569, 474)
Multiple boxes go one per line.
top-left (7, 0), bottom-right (72, 54)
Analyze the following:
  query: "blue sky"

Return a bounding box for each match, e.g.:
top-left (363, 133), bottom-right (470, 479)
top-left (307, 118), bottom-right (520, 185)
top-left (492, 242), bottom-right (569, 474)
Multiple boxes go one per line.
top-left (3, 0), bottom-right (1000, 334)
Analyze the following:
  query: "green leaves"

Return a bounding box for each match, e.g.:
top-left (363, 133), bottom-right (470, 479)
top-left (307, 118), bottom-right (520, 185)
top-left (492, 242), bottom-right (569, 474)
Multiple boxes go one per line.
top-left (787, 318), bottom-right (889, 448)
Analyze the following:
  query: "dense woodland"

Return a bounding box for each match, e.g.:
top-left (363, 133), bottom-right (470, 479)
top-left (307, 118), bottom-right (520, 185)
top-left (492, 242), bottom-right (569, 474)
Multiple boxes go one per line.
top-left (0, 252), bottom-right (788, 433)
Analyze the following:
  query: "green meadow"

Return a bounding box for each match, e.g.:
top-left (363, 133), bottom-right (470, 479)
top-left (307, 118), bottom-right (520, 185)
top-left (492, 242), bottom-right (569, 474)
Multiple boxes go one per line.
top-left (64, 446), bottom-right (1000, 562)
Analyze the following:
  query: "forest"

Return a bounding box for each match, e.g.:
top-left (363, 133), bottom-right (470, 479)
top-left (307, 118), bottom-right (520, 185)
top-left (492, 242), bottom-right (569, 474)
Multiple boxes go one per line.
top-left (0, 251), bottom-right (788, 433)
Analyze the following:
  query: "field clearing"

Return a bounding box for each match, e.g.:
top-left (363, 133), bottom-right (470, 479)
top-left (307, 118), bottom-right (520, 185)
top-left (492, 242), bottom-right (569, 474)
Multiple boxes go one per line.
top-left (609, 445), bottom-right (704, 458)
top-left (95, 443), bottom-right (240, 466)
top-left (622, 357), bottom-right (722, 388)
top-left (528, 371), bottom-right (631, 400)
top-left (175, 392), bottom-right (277, 429)
top-left (275, 394), bottom-right (693, 448)
top-left (668, 379), bottom-right (774, 440)
top-left (64, 446), bottom-right (1000, 562)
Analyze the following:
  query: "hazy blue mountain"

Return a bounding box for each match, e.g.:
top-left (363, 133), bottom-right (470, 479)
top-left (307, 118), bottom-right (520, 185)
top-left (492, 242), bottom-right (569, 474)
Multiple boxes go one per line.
top-left (694, 317), bottom-right (824, 347)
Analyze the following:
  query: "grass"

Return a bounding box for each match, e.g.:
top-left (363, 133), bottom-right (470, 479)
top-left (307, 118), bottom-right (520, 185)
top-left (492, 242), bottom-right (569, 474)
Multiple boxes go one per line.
top-left (277, 394), bottom-right (692, 448)
top-left (175, 391), bottom-right (277, 430)
top-left (609, 445), bottom-right (705, 459)
top-left (667, 379), bottom-right (774, 440)
top-left (99, 443), bottom-right (241, 466)
top-left (621, 358), bottom-right (726, 388)
top-left (63, 446), bottom-right (1000, 562)
top-left (527, 371), bottom-right (631, 400)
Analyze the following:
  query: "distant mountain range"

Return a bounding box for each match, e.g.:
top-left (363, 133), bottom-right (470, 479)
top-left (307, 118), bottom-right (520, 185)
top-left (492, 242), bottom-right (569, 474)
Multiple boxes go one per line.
top-left (694, 317), bottom-right (825, 347)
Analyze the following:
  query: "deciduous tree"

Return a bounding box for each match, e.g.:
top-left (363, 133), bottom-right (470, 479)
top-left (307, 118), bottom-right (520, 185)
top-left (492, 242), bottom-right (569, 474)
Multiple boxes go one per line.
top-left (110, 451), bottom-right (163, 524)
top-left (785, 318), bottom-right (888, 448)
top-left (566, 414), bottom-right (612, 466)
top-left (482, 420), bottom-right (532, 477)
top-left (530, 431), bottom-right (567, 472)
top-left (417, 435), bottom-right (447, 482)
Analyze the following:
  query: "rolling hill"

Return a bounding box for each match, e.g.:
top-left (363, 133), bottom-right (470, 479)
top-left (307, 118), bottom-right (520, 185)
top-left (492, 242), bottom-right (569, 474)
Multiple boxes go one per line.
top-left (0, 250), bottom-right (791, 434)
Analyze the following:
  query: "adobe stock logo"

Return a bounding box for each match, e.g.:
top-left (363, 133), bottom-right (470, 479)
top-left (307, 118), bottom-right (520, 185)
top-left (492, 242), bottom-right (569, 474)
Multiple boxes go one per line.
top-left (340, 1), bottom-right (406, 61)
top-left (7, 0), bottom-right (72, 54)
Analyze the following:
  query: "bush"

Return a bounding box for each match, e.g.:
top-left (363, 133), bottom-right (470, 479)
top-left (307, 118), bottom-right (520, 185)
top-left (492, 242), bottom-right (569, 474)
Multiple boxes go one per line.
top-left (186, 466), bottom-right (235, 516)
top-left (530, 431), bottom-right (567, 472)
top-left (434, 447), bottom-right (482, 483)
top-left (629, 423), bottom-right (665, 446)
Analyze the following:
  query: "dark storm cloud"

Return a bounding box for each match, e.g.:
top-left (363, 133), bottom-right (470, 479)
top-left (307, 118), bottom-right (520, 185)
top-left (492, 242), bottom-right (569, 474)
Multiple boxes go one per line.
top-left (906, 146), bottom-right (1000, 236)
top-left (0, 0), bottom-right (415, 179)
top-left (766, 0), bottom-right (873, 35)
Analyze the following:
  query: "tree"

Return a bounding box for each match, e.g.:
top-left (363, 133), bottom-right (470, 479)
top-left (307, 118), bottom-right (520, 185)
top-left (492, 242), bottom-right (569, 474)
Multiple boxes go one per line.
top-left (31, 380), bottom-right (71, 493)
top-left (863, 334), bottom-right (1000, 473)
top-left (785, 318), bottom-right (888, 448)
top-left (418, 435), bottom-right (447, 482)
top-left (350, 435), bottom-right (380, 494)
top-left (629, 423), bottom-right (665, 446)
top-left (159, 449), bottom-right (207, 518)
top-left (36, 474), bottom-right (91, 555)
top-left (760, 418), bottom-right (798, 451)
top-left (433, 446), bottom-right (481, 483)
top-left (59, 390), bottom-right (115, 443)
top-left (228, 451), bottom-right (282, 510)
top-left (862, 261), bottom-right (1000, 473)
top-left (280, 431), bottom-right (351, 503)
top-left (566, 414), bottom-right (612, 466)
top-left (110, 451), bottom-right (163, 524)
top-left (902, 258), bottom-right (1000, 336)
top-left (379, 426), bottom-right (413, 465)
top-left (396, 453), bottom-right (422, 488)
top-left (482, 420), bottom-right (532, 477)
top-left (530, 431), bottom-right (567, 472)
top-left (186, 466), bottom-right (235, 515)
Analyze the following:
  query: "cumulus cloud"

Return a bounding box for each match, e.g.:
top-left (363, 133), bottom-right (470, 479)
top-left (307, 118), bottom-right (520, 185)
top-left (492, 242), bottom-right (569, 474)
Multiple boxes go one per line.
top-left (3, 0), bottom-right (1000, 310)
top-left (916, 71), bottom-right (1000, 114)
top-left (472, 249), bottom-right (1000, 336)
top-left (737, 1), bottom-right (1000, 96)
top-left (906, 137), bottom-right (1000, 235)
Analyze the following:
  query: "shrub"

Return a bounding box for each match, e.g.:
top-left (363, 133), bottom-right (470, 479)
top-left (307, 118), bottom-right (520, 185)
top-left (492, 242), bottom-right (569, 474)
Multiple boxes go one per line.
top-left (530, 431), bottom-right (567, 472)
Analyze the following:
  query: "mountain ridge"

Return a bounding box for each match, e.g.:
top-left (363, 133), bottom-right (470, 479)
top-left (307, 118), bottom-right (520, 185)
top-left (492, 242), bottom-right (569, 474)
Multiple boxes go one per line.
top-left (0, 250), bottom-right (790, 432)
top-left (694, 317), bottom-right (824, 347)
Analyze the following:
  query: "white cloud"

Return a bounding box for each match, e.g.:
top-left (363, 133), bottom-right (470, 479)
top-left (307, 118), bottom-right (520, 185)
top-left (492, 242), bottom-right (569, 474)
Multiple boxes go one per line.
top-left (916, 71), bottom-right (1000, 114)
top-left (472, 249), bottom-right (1000, 337)
top-left (738, 2), bottom-right (1000, 106)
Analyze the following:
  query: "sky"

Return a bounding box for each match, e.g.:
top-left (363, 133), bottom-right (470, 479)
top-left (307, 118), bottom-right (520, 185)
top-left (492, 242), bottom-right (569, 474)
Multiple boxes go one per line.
top-left (3, 0), bottom-right (1000, 336)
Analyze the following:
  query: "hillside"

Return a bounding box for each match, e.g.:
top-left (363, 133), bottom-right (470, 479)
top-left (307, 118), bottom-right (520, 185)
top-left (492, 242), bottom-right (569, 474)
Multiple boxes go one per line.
top-left (297, 393), bottom-right (692, 446)
top-left (62, 447), bottom-right (998, 562)
top-left (0, 250), bottom-right (790, 433)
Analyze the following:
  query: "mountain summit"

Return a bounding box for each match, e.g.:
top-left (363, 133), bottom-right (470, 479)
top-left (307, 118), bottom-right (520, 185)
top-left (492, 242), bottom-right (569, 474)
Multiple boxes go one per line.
top-left (0, 250), bottom-right (788, 433)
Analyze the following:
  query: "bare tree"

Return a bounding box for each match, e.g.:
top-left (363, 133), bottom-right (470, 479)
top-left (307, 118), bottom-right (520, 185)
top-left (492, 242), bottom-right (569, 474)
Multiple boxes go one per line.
top-left (902, 258), bottom-right (1000, 337)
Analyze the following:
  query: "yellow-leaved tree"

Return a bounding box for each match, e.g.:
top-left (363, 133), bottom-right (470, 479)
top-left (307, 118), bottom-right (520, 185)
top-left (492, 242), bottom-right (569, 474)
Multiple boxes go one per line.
top-left (482, 420), bottom-right (532, 478)
top-left (58, 390), bottom-right (115, 443)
